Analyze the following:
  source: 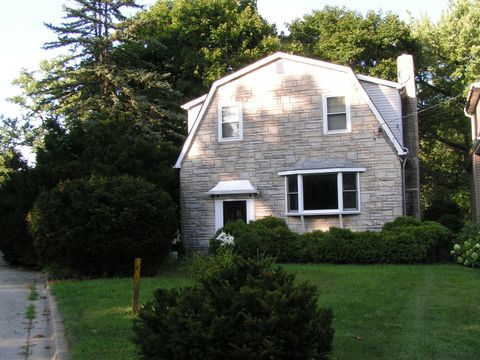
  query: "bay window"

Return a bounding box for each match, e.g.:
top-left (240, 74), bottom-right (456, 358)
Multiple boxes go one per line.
top-left (280, 169), bottom-right (364, 215)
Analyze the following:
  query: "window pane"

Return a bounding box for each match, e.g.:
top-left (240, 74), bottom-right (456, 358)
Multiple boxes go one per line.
top-left (222, 122), bottom-right (240, 138)
top-left (287, 175), bottom-right (298, 192)
top-left (303, 174), bottom-right (338, 210)
top-left (328, 114), bottom-right (347, 130)
top-left (288, 194), bottom-right (298, 212)
top-left (327, 97), bottom-right (345, 113)
top-left (222, 106), bottom-right (239, 123)
top-left (343, 173), bottom-right (357, 190)
top-left (223, 201), bottom-right (247, 225)
top-left (343, 192), bottom-right (358, 210)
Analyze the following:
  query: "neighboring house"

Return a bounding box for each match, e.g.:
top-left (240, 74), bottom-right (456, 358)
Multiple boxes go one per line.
top-left (175, 52), bottom-right (420, 251)
top-left (465, 82), bottom-right (480, 222)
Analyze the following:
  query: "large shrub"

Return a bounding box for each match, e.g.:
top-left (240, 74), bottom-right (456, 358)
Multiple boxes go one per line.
top-left (423, 199), bottom-right (465, 233)
top-left (0, 167), bottom-right (38, 265)
top-left (133, 252), bottom-right (334, 360)
top-left (210, 217), bottom-right (453, 264)
top-left (28, 175), bottom-right (177, 277)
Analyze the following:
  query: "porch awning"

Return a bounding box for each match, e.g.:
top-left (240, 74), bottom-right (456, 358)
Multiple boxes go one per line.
top-left (206, 180), bottom-right (258, 196)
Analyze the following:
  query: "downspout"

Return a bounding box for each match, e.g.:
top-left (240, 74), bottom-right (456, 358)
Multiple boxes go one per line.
top-left (400, 147), bottom-right (409, 217)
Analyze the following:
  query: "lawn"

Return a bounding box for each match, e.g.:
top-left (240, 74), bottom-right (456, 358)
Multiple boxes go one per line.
top-left (51, 264), bottom-right (480, 360)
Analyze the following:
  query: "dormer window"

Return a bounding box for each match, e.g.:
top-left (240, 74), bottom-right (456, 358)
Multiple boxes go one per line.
top-left (218, 103), bottom-right (242, 141)
top-left (323, 95), bottom-right (351, 134)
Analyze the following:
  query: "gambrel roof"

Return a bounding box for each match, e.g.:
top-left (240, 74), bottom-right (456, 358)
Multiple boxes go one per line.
top-left (175, 52), bottom-right (406, 169)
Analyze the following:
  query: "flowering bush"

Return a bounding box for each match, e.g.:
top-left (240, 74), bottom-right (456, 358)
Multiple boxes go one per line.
top-left (451, 238), bottom-right (480, 268)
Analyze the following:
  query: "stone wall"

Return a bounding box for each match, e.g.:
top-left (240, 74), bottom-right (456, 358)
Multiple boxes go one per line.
top-left (180, 59), bottom-right (403, 250)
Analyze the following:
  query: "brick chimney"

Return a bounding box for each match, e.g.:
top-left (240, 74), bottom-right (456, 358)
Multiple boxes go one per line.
top-left (397, 54), bottom-right (421, 219)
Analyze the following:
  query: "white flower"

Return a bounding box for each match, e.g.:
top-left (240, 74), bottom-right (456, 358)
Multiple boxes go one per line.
top-left (216, 231), bottom-right (235, 246)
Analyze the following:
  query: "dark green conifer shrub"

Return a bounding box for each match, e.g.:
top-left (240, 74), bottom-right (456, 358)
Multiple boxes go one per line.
top-left (28, 175), bottom-right (177, 277)
top-left (133, 253), bottom-right (334, 360)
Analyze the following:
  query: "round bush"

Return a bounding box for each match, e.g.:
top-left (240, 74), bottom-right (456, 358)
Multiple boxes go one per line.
top-left (134, 253), bottom-right (334, 360)
top-left (28, 175), bottom-right (177, 277)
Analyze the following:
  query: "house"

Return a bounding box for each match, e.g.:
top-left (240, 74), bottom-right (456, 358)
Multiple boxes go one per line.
top-left (465, 82), bottom-right (480, 222)
top-left (175, 52), bottom-right (420, 251)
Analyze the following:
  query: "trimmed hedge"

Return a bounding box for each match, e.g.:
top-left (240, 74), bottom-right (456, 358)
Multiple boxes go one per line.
top-left (210, 216), bottom-right (453, 264)
top-left (134, 253), bottom-right (334, 360)
top-left (28, 175), bottom-right (177, 277)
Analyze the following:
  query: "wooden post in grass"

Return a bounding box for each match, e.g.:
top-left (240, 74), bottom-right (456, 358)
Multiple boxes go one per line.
top-left (132, 258), bottom-right (141, 315)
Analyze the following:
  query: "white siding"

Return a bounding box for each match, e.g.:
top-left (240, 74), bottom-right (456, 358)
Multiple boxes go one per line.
top-left (360, 80), bottom-right (403, 146)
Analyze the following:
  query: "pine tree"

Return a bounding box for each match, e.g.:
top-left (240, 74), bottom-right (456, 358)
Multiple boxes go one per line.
top-left (13, 0), bottom-right (184, 142)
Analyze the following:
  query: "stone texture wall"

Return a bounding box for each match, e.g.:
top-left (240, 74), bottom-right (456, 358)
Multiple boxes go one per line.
top-left (180, 59), bottom-right (403, 251)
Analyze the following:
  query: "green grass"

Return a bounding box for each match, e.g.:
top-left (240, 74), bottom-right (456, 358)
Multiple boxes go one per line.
top-left (284, 264), bottom-right (480, 360)
top-left (51, 274), bottom-right (191, 360)
top-left (51, 264), bottom-right (480, 360)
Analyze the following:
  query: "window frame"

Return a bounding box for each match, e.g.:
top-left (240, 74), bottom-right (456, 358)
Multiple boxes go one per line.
top-left (214, 197), bottom-right (255, 230)
top-left (323, 95), bottom-right (351, 134)
top-left (218, 102), bottom-right (243, 142)
top-left (280, 168), bottom-right (364, 216)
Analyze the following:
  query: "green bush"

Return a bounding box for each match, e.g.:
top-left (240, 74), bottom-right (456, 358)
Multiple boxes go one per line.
top-left (451, 224), bottom-right (480, 268)
top-left (0, 168), bottom-right (38, 265)
top-left (28, 175), bottom-right (177, 277)
top-left (210, 217), bottom-right (300, 262)
top-left (133, 252), bottom-right (334, 360)
top-left (210, 216), bottom-right (453, 264)
top-left (423, 199), bottom-right (465, 233)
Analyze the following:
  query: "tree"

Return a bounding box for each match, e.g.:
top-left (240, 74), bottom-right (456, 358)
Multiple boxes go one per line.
top-left (12, 0), bottom-right (184, 142)
top-left (286, 6), bottom-right (420, 80)
top-left (122, 0), bottom-right (280, 98)
top-left (412, 0), bottom-right (480, 210)
top-left (33, 116), bottom-right (180, 200)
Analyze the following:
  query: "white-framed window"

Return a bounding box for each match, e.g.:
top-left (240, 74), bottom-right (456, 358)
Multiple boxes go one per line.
top-left (323, 95), bottom-right (351, 134)
top-left (279, 169), bottom-right (364, 215)
top-left (214, 197), bottom-right (255, 230)
top-left (218, 103), bottom-right (243, 141)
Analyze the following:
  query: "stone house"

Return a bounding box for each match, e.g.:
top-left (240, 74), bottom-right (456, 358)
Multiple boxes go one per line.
top-left (465, 82), bottom-right (480, 222)
top-left (174, 52), bottom-right (420, 251)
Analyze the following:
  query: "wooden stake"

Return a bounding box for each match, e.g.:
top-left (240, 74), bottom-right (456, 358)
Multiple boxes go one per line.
top-left (132, 258), bottom-right (141, 315)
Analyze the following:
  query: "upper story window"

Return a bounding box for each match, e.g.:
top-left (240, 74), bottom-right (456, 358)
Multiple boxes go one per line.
top-left (280, 169), bottom-right (364, 215)
top-left (323, 95), bottom-right (351, 134)
top-left (218, 103), bottom-right (243, 141)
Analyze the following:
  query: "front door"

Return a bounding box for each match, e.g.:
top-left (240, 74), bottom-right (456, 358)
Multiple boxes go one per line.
top-left (223, 200), bottom-right (247, 225)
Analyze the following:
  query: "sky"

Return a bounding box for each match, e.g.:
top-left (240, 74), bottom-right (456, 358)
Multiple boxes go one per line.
top-left (0, 0), bottom-right (451, 119)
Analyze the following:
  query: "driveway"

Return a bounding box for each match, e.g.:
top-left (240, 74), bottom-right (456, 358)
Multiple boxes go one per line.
top-left (0, 254), bottom-right (67, 360)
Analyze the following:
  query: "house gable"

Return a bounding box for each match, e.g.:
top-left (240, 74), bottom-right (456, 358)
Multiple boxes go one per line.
top-left (175, 52), bottom-right (406, 169)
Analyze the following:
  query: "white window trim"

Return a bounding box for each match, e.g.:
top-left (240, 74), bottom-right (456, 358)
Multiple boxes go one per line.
top-left (282, 171), bottom-right (363, 216)
top-left (323, 95), bottom-right (351, 134)
top-left (214, 197), bottom-right (255, 230)
top-left (218, 102), bottom-right (243, 142)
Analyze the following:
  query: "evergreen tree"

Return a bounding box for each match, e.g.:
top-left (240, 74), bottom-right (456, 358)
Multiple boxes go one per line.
top-left (13, 0), bottom-right (184, 142)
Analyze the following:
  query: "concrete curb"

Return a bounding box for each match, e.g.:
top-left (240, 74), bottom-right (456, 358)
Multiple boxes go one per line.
top-left (45, 282), bottom-right (69, 360)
